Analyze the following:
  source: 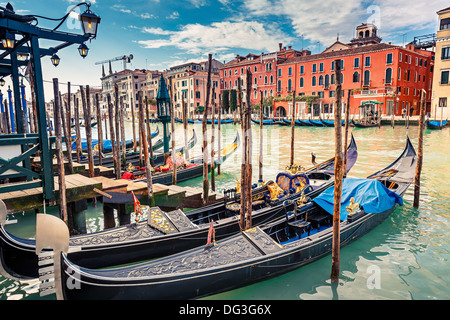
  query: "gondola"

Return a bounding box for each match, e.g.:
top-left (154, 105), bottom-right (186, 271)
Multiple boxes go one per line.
top-left (309, 119), bottom-right (324, 127)
top-left (39, 136), bottom-right (414, 300)
top-left (251, 119), bottom-right (277, 125)
top-left (187, 119), bottom-right (202, 124)
top-left (351, 118), bottom-right (379, 128)
top-left (298, 119), bottom-right (312, 126)
top-left (0, 135), bottom-right (357, 282)
top-left (426, 119), bottom-right (447, 130)
top-left (282, 119), bottom-right (304, 126)
top-left (133, 130), bottom-right (237, 185)
top-left (72, 127), bottom-right (159, 153)
top-left (320, 119), bottom-right (346, 127)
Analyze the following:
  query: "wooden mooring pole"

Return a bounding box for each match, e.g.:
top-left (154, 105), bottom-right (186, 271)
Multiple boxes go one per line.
top-left (343, 89), bottom-right (351, 174)
top-left (413, 90), bottom-right (426, 208)
top-left (138, 91), bottom-right (155, 206)
top-left (210, 86), bottom-right (216, 192)
top-left (245, 68), bottom-right (253, 230)
top-left (80, 85), bottom-right (94, 178)
top-left (331, 60), bottom-right (344, 283)
top-left (145, 98), bottom-right (154, 167)
top-left (107, 94), bottom-right (118, 177)
top-left (74, 97), bottom-right (82, 163)
top-left (52, 79), bottom-right (67, 224)
top-left (259, 91), bottom-right (263, 183)
top-left (95, 93), bottom-right (103, 166)
top-left (290, 90), bottom-right (296, 166)
top-left (202, 54), bottom-right (212, 206)
top-left (238, 78), bottom-right (246, 230)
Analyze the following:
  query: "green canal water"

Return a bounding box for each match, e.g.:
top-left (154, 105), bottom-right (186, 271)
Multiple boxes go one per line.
top-left (1, 121), bottom-right (449, 300)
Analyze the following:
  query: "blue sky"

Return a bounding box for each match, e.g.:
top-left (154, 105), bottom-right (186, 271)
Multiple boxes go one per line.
top-left (3, 0), bottom-right (448, 100)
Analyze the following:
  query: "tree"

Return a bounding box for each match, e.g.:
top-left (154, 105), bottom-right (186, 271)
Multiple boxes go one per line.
top-left (222, 90), bottom-right (230, 112)
top-left (230, 89), bottom-right (237, 111)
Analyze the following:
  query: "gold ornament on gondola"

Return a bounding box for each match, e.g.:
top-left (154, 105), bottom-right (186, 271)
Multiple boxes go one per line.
top-left (346, 197), bottom-right (360, 216)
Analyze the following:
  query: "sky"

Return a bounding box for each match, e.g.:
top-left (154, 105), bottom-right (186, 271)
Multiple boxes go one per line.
top-left (2, 0), bottom-right (448, 101)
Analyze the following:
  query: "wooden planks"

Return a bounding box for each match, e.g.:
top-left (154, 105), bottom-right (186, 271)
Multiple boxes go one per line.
top-left (0, 174), bottom-right (102, 214)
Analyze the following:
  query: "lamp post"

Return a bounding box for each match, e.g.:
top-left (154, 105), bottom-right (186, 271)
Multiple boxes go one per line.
top-left (156, 75), bottom-right (171, 160)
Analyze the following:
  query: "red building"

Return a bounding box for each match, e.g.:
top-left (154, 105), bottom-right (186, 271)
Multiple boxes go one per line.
top-left (273, 25), bottom-right (434, 118)
top-left (219, 44), bottom-right (309, 109)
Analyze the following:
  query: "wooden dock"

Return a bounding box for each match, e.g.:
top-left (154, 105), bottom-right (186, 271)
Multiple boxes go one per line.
top-left (0, 174), bottom-right (102, 214)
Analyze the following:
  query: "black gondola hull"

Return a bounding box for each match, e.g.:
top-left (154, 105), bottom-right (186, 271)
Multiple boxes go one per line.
top-left (60, 203), bottom-right (397, 300)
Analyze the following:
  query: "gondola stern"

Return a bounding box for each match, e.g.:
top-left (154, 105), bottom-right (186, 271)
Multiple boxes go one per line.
top-left (35, 214), bottom-right (70, 300)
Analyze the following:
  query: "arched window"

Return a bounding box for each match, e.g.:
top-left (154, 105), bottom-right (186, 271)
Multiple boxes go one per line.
top-left (325, 74), bottom-right (330, 87)
top-left (365, 30), bottom-right (370, 37)
top-left (277, 80), bottom-right (282, 92)
top-left (312, 76), bottom-right (316, 86)
top-left (254, 90), bottom-right (258, 99)
top-left (254, 77), bottom-right (257, 85)
top-left (270, 75), bottom-right (273, 84)
top-left (364, 70), bottom-right (370, 86)
top-left (353, 71), bottom-right (360, 83)
top-left (385, 68), bottom-right (392, 84)
top-left (319, 75), bottom-right (324, 86)
top-left (287, 79), bottom-right (292, 92)
top-left (264, 76), bottom-right (268, 84)
top-left (331, 74), bottom-right (335, 85)
top-left (299, 77), bottom-right (304, 88)
top-left (254, 66), bottom-right (257, 73)
top-left (359, 31), bottom-right (364, 38)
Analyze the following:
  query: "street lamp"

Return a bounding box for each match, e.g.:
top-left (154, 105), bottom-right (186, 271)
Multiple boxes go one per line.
top-left (78, 43), bottom-right (89, 58)
top-left (156, 75), bottom-right (171, 156)
top-left (1, 31), bottom-right (15, 49)
top-left (79, 7), bottom-right (101, 39)
top-left (17, 53), bottom-right (29, 61)
top-left (0, 78), bottom-right (5, 86)
top-left (50, 53), bottom-right (60, 67)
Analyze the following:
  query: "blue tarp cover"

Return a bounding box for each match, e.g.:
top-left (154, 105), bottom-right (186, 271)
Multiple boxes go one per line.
top-left (313, 178), bottom-right (403, 221)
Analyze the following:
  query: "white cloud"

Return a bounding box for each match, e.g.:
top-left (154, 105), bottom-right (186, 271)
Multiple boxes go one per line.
top-left (189, 0), bottom-right (207, 8)
top-left (166, 11), bottom-right (180, 19)
top-left (137, 20), bottom-right (293, 54)
top-left (243, 0), bottom-right (448, 46)
top-left (143, 27), bottom-right (174, 35)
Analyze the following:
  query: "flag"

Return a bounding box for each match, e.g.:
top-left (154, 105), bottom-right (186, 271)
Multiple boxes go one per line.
top-left (131, 191), bottom-right (142, 220)
top-left (206, 221), bottom-right (216, 247)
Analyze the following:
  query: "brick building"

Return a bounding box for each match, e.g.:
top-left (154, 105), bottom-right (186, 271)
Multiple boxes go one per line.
top-left (274, 24), bottom-right (434, 118)
top-left (219, 44), bottom-right (309, 113)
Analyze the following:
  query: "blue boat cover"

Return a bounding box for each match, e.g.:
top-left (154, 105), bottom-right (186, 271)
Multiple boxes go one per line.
top-left (428, 120), bottom-right (447, 127)
top-left (313, 178), bottom-right (403, 221)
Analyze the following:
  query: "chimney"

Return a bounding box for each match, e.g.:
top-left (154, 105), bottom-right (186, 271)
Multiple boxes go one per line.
top-left (279, 43), bottom-right (282, 51)
top-left (236, 54), bottom-right (240, 62)
top-left (288, 46), bottom-right (292, 50)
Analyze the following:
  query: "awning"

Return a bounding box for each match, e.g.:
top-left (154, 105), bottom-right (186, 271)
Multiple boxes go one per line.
top-left (362, 100), bottom-right (383, 105)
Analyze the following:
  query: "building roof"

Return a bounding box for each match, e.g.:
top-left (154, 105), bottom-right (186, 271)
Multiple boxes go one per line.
top-left (437, 6), bottom-right (450, 14)
top-left (278, 43), bottom-right (399, 65)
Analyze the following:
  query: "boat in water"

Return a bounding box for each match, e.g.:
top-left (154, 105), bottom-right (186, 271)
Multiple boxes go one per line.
top-left (35, 136), bottom-right (414, 300)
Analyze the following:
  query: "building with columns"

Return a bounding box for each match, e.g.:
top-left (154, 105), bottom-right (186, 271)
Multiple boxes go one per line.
top-left (431, 7), bottom-right (450, 120)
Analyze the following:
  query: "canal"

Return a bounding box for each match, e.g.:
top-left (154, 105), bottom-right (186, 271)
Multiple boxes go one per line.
top-left (1, 121), bottom-right (449, 300)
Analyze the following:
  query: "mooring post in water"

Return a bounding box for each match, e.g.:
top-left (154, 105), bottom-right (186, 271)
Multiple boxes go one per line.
top-left (245, 68), bottom-right (253, 230)
top-left (107, 94), bottom-right (118, 177)
top-left (331, 59), bottom-right (344, 283)
top-left (95, 93), bottom-right (103, 166)
top-left (259, 91), bottom-right (263, 183)
top-left (114, 84), bottom-right (122, 177)
top-left (65, 82), bottom-right (73, 170)
top-left (170, 79), bottom-right (177, 186)
top-left (202, 54), bottom-right (212, 205)
top-left (210, 86), bottom-right (216, 192)
top-left (238, 77), bottom-right (246, 231)
top-left (182, 94), bottom-right (189, 162)
top-left (119, 96), bottom-right (126, 167)
top-left (53, 79), bottom-right (67, 224)
top-left (343, 89), bottom-right (351, 174)
top-left (414, 90), bottom-right (426, 208)
top-left (217, 94), bottom-right (222, 175)
top-left (74, 97), bottom-right (82, 163)
top-left (290, 90), bottom-right (296, 166)
top-left (81, 86), bottom-right (94, 178)
top-left (138, 91), bottom-right (155, 206)
top-left (145, 98), bottom-right (154, 167)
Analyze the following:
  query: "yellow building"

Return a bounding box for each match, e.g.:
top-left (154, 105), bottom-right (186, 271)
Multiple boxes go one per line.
top-left (431, 7), bottom-right (450, 120)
